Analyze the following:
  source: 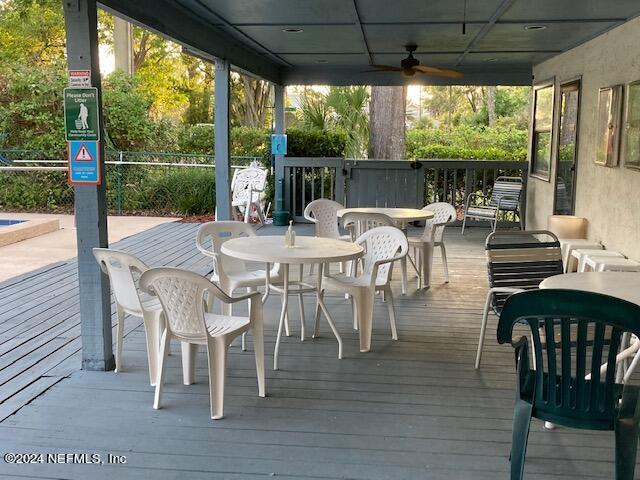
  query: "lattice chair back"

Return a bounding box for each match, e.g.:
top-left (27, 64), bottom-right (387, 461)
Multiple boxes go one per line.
top-left (231, 166), bottom-right (267, 206)
top-left (421, 202), bottom-right (456, 243)
top-left (356, 226), bottom-right (408, 285)
top-left (196, 221), bottom-right (255, 275)
top-left (486, 230), bottom-right (562, 315)
top-left (342, 212), bottom-right (394, 240)
top-left (498, 289), bottom-right (640, 429)
top-left (140, 267), bottom-right (223, 342)
top-left (488, 176), bottom-right (523, 211)
top-left (303, 199), bottom-right (344, 239)
top-left (93, 248), bottom-right (149, 314)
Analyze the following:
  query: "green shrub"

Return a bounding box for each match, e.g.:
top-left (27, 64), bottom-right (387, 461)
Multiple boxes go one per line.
top-left (406, 125), bottom-right (527, 161)
top-left (285, 128), bottom-right (346, 157)
top-left (151, 168), bottom-right (215, 215)
top-left (0, 170), bottom-right (72, 212)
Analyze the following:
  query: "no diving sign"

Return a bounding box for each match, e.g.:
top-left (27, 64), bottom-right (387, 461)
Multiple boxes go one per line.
top-left (68, 141), bottom-right (100, 184)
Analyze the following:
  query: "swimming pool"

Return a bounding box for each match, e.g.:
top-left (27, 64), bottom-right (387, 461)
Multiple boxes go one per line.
top-left (0, 219), bottom-right (25, 227)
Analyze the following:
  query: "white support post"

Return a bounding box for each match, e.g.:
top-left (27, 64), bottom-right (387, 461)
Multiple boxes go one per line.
top-left (62, 0), bottom-right (113, 371)
top-left (215, 59), bottom-right (232, 220)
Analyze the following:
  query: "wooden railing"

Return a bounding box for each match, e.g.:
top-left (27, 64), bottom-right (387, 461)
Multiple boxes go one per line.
top-left (278, 157), bottom-right (528, 224)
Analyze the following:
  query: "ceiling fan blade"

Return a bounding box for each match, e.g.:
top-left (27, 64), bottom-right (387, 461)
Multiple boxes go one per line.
top-left (368, 64), bottom-right (404, 72)
top-left (413, 65), bottom-right (464, 78)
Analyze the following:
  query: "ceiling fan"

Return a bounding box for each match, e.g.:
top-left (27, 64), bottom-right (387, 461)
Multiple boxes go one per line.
top-left (367, 44), bottom-right (463, 79)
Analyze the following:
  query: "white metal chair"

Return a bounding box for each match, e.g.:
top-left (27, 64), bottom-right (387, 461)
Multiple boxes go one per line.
top-left (92, 248), bottom-right (164, 386)
top-left (461, 176), bottom-right (524, 234)
top-left (317, 226), bottom-right (408, 352)
top-left (231, 163), bottom-right (268, 224)
top-left (196, 221), bottom-right (283, 348)
top-left (407, 202), bottom-right (456, 289)
top-left (139, 267), bottom-right (265, 420)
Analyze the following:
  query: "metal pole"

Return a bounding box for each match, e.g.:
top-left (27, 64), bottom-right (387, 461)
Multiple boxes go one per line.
top-left (63, 0), bottom-right (113, 371)
top-left (214, 59), bottom-right (232, 220)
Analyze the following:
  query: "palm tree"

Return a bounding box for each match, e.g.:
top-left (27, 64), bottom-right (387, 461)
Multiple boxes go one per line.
top-left (326, 86), bottom-right (369, 159)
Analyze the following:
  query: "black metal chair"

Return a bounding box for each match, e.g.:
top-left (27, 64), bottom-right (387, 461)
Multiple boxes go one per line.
top-left (475, 230), bottom-right (563, 368)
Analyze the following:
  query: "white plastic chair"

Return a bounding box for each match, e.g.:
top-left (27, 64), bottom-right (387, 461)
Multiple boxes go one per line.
top-left (139, 267), bottom-right (265, 420)
top-left (304, 199), bottom-right (351, 274)
top-left (93, 248), bottom-right (164, 386)
top-left (196, 221), bottom-right (283, 348)
top-left (231, 164), bottom-right (268, 224)
top-left (304, 199), bottom-right (350, 241)
top-left (317, 226), bottom-right (408, 352)
top-left (341, 212), bottom-right (409, 293)
top-left (407, 202), bottom-right (456, 289)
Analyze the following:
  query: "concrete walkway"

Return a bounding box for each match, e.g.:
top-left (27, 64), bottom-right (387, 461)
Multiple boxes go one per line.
top-left (0, 213), bottom-right (178, 282)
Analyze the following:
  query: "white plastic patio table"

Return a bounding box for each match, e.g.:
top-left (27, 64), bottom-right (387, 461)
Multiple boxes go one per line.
top-left (540, 272), bottom-right (640, 382)
top-left (337, 207), bottom-right (434, 294)
top-left (221, 235), bottom-right (364, 370)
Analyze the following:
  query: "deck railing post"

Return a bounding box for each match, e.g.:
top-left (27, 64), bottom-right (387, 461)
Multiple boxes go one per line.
top-left (63, 0), bottom-right (113, 371)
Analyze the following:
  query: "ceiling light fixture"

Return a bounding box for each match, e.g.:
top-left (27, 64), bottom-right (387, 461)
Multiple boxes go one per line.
top-left (316, 59), bottom-right (329, 64)
top-left (524, 25), bottom-right (547, 31)
top-left (282, 27), bottom-right (304, 33)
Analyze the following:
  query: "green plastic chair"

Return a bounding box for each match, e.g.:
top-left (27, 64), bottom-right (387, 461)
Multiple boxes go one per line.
top-left (497, 289), bottom-right (640, 479)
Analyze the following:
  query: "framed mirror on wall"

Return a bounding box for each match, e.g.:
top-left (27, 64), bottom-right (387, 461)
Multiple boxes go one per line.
top-left (530, 81), bottom-right (555, 181)
top-left (621, 80), bottom-right (640, 171)
top-left (595, 85), bottom-right (623, 167)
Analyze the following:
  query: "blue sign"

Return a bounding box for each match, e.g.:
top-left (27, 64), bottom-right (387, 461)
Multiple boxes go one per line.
top-left (271, 134), bottom-right (287, 155)
top-left (68, 140), bottom-right (100, 184)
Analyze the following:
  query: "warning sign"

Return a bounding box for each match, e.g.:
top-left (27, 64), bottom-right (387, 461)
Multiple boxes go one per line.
top-left (68, 70), bottom-right (91, 88)
top-left (74, 144), bottom-right (93, 161)
top-left (64, 87), bottom-right (100, 141)
top-left (68, 141), bottom-right (100, 184)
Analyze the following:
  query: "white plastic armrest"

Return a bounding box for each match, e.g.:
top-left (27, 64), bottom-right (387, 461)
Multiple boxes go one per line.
top-left (211, 288), bottom-right (262, 305)
top-left (196, 240), bottom-right (217, 258)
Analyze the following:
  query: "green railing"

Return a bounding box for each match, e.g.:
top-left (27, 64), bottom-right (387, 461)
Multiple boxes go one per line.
top-left (0, 148), bottom-right (261, 216)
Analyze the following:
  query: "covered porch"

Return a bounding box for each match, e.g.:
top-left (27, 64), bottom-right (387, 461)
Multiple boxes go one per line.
top-left (1, 0), bottom-right (640, 479)
top-left (0, 222), bottom-right (622, 479)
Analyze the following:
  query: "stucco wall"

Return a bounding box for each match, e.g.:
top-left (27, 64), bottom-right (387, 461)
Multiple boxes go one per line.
top-left (526, 16), bottom-right (640, 258)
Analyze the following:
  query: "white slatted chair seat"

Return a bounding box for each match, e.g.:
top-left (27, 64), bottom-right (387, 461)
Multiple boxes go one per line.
top-left (140, 267), bottom-right (265, 420)
top-left (318, 226), bottom-right (408, 353)
top-left (323, 272), bottom-right (387, 289)
top-left (465, 205), bottom-right (499, 218)
top-left (205, 313), bottom-right (251, 337)
top-left (93, 248), bottom-right (165, 387)
top-left (407, 202), bottom-right (456, 289)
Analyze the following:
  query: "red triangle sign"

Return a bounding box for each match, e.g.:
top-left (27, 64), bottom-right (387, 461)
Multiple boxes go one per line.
top-left (74, 144), bottom-right (93, 162)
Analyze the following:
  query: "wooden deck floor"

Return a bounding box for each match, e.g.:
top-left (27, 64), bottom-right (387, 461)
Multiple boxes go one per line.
top-left (0, 222), bottom-right (633, 479)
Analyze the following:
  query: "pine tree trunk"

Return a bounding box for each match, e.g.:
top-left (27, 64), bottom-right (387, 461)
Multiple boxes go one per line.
top-left (487, 86), bottom-right (497, 127)
top-left (368, 86), bottom-right (406, 159)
